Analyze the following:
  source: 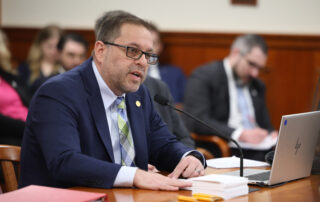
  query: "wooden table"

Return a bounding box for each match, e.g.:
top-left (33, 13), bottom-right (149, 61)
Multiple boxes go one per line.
top-left (71, 167), bottom-right (320, 202)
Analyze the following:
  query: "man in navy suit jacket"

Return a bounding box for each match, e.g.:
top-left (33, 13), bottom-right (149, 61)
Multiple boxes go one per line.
top-left (19, 11), bottom-right (205, 190)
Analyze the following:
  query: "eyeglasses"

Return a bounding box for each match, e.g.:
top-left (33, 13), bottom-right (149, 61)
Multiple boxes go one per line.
top-left (243, 57), bottom-right (265, 70)
top-left (103, 41), bottom-right (159, 65)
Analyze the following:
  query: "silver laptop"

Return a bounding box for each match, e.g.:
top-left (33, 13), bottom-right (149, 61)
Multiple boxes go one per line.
top-left (224, 111), bottom-right (320, 186)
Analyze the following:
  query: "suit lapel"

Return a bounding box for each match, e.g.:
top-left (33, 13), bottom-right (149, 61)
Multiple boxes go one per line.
top-left (126, 92), bottom-right (148, 170)
top-left (80, 58), bottom-right (115, 162)
top-left (249, 83), bottom-right (260, 117)
top-left (219, 62), bottom-right (231, 114)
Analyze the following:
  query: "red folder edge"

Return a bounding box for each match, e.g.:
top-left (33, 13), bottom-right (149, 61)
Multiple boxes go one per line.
top-left (0, 185), bottom-right (107, 202)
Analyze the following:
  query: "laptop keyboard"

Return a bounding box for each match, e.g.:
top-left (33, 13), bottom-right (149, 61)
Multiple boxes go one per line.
top-left (247, 171), bottom-right (270, 181)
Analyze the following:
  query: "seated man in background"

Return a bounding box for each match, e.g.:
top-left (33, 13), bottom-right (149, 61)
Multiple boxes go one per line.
top-left (57, 32), bottom-right (89, 72)
top-left (184, 34), bottom-right (278, 161)
top-left (147, 23), bottom-right (187, 103)
top-left (19, 10), bottom-right (205, 190)
top-left (144, 76), bottom-right (195, 149)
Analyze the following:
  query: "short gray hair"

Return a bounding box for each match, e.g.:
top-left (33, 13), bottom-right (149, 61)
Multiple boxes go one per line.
top-left (95, 10), bottom-right (149, 42)
top-left (231, 34), bottom-right (268, 56)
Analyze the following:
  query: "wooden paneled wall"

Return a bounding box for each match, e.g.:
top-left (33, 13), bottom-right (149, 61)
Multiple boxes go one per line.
top-left (3, 27), bottom-right (320, 129)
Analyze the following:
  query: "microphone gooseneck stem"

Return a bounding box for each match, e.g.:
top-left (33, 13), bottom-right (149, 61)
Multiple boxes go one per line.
top-left (166, 103), bottom-right (244, 177)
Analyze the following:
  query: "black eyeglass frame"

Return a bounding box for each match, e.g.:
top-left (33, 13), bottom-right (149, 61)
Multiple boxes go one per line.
top-left (240, 53), bottom-right (266, 70)
top-left (103, 41), bottom-right (159, 65)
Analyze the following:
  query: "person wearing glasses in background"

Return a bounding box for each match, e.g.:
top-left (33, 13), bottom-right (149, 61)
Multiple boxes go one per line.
top-left (146, 22), bottom-right (187, 104)
top-left (19, 10), bottom-right (205, 190)
top-left (184, 34), bottom-right (278, 161)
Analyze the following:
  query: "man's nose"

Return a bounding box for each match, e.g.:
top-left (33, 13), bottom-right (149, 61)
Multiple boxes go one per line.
top-left (251, 67), bottom-right (259, 78)
top-left (135, 53), bottom-right (149, 68)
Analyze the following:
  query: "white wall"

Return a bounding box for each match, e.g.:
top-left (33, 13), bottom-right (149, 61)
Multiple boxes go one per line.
top-left (2, 0), bottom-right (320, 35)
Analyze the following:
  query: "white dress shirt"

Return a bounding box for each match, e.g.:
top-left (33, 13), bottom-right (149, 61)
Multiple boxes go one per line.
top-left (223, 59), bottom-right (257, 147)
top-left (148, 64), bottom-right (161, 79)
top-left (92, 61), bottom-right (137, 187)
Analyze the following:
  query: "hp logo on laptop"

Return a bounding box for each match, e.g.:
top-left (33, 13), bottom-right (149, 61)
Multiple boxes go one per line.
top-left (295, 137), bottom-right (301, 155)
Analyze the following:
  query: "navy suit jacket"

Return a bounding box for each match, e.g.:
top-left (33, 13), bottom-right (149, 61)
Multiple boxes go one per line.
top-left (19, 58), bottom-right (191, 189)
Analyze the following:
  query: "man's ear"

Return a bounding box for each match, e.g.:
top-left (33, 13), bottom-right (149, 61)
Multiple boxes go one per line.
top-left (230, 48), bottom-right (241, 57)
top-left (94, 41), bottom-right (106, 64)
top-left (228, 49), bottom-right (242, 68)
top-left (230, 49), bottom-right (243, 62)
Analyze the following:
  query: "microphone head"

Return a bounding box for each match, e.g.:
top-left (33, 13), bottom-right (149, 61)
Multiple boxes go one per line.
top-left (154, 94), bottom-right (169, 106)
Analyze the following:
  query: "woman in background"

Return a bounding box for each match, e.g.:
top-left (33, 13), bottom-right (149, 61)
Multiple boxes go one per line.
top-left (18, 25), bottom-right (63, 95)
top-left (0, 29), bottom-right (30, 145)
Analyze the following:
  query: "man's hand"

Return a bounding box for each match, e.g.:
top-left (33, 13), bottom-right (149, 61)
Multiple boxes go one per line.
top-left (239, 128), bottom-right (268, 144)
top-left (168, 155), bottom-right (204, 179)
top-left (148, 164), bottom-right (159, 173)
top-left (270, 130), bottom-right (278, 139)
top-left (133, 169), bottom-right (192, 191)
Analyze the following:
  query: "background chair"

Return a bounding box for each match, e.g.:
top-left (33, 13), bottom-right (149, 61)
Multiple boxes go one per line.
top-left (0, 144), bottom-right (21, 193)
top-left (173, 103), bottom-right (231, 159)
top-left (192, 133), bottom-right (231, 159)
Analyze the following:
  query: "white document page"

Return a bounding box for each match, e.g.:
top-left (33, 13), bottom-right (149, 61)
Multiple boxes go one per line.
top-left (207, 156), bottom-right (270, 168)
top-left (230, 135), bottom-right (277, 150)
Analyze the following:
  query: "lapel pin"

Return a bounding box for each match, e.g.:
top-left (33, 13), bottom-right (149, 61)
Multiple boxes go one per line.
top-left (251, 89), bottom-right (258, 97)
top-left (136, 100), bottom-right (141, 107)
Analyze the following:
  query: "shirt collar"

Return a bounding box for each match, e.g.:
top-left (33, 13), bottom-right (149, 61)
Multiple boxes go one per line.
top-left (223, 58), bottom-right (248, 87)
top-left (223, 58), bottom-right (234, 82)
top-left (92, 60), bottom-right (125, 109)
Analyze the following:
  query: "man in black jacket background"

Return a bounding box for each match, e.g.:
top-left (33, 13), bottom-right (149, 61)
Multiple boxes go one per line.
top-left (184, 34), bottom-right (278, 161)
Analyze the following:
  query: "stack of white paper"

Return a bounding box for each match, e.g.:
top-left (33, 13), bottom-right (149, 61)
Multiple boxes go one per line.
top-left (185, 174), bottom-right (248, 200)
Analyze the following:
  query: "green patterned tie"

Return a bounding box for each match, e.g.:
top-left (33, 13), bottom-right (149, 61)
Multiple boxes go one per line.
top-left (116, 97), bottom-right (135, 166)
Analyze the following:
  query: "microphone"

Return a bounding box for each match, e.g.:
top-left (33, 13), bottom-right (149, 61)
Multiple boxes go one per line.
top-left (154, 94), bottom-right (244, 177)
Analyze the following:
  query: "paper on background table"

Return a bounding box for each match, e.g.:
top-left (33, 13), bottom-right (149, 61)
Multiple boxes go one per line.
top-left (230, 135), bottom-right (277, 150)
top-left (207, 156), bottom-right (270, 168)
